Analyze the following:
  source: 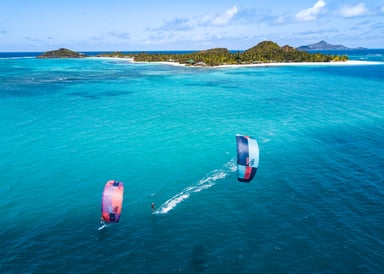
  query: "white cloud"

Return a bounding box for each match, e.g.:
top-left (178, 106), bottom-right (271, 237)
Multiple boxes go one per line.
top-left (152, 18), bottom-right (193, 31)
top-left (202, 6), bottom-right (238, 26)
top-left (296, 0), bottom-right (326, 21)
top-left (340, 3), bottom-right (368, 17)
top-left (24, 36), bottom-right (42, 42)
top-left (108, 31), bottom-right (130, 40)
top-left (276, 16), bottom-right (286, 24)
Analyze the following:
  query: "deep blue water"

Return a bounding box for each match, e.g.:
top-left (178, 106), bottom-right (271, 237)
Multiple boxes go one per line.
top-left (0, 51), bottom-right (383, 273)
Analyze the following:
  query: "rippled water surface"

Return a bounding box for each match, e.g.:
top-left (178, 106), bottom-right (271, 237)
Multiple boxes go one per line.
top-left (1, 53), bottom-right (383, 273)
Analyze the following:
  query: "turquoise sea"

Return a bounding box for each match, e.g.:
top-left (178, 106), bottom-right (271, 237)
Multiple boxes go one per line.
top-left (1, 50), bottom-right (383, 273)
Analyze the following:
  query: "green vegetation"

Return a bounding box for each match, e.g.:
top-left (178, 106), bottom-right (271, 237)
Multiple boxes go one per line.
top-left (39, 41), bottom-right (348, 65)
top-left (97, 41), bottom-right (349, 66)
top-left (37, 48), bottom-right (87, 58)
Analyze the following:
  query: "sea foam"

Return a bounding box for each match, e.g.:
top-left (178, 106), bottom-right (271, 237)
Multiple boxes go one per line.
top-left (153, 160), bottom-right (236, 214)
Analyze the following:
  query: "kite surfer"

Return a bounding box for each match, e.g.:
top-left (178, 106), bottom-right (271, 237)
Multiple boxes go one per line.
top-left (151, 202), bottom-right (156, 212)
top-left (100, 217), bottom-right (106, 226)
top-left (98, 217), bottom-right (108, 230)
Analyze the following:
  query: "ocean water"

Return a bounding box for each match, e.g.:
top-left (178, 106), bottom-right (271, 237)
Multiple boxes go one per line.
top-left (1, 51), bottom-right (384, 273)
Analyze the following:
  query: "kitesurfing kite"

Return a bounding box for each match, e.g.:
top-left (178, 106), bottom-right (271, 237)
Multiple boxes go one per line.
top-left (236, 134), bottom-right (259, 183)
top-left (99, 180), bottom-right (124, 230)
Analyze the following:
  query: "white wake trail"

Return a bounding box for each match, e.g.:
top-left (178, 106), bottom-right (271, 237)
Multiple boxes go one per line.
top-left (153, 160), bottom-right (236, 215)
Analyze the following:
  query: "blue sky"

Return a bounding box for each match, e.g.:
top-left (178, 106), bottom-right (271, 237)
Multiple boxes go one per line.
top-left (1, 0), bottom-right (383, 51)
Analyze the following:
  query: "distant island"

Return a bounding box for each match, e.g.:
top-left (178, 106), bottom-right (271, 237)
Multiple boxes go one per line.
top-left (37, 48), bottom-right (87, 58)
top-left (297, 40), bottom-right (367, 51)
top-left (38, 40), bottom-right (349, 66)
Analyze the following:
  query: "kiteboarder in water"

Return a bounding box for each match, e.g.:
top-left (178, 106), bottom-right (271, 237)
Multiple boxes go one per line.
top-left (100, 217), bottom-right (106, 226)
top-left (98, 216), bottom-right (108, 230)
top-left (151, 202), bottom-right (156, 212)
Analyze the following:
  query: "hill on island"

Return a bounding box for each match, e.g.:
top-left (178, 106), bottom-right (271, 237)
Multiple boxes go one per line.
top-left (242, 41), bottom-right (306, 62)
top-left (37, 48), bottom-right (87, 58)
top-left (297, 40), bottom-right (367, 51)
top-left (126, 41), bottom-right (349, 65)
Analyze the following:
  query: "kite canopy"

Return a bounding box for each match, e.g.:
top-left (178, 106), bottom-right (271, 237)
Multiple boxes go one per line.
top-left (101, 180), bottom-right (124, 223)
top-left (236, 134), bottom-right (259, 183)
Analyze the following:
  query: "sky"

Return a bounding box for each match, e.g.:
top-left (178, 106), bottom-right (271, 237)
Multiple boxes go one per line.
top-left (0, 0), bottom-right (383, 51)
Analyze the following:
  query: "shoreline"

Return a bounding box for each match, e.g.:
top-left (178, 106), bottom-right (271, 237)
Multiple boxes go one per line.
top-left (214, 60), bottom-right (382, 68)
top-left (90, 56), bottom-right (382, 68)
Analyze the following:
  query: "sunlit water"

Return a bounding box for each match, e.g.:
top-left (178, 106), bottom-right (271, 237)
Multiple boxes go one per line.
top-left (1, 51), bottom-right (384, 273)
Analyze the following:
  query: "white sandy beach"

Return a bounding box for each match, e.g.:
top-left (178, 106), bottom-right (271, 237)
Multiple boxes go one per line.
top-left (215, 60), bottom-right (381, 68)
top-left (152, 59), bottom-right (383, 69)
top-left (91, 56), bottom-right (382, 68)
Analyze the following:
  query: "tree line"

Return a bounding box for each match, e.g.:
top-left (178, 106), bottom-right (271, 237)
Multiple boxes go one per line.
top-left (97, 40), bottom-right (349, 66)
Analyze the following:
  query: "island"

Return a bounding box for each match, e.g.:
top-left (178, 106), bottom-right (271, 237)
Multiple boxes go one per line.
top-left (297, 40), bottom-right (367, 51)
top-left (37, 48), bottom-right (87, 58)
top-left (97, 41), bottom-right (348, 66)
top-left (38, 40), bottom-right (349, 66)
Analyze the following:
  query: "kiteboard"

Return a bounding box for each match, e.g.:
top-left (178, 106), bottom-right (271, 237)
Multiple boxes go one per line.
top-left (98, 224), bottom-right (109, 231)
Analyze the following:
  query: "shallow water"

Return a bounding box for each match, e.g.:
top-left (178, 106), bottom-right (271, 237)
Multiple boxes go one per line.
top-left (1, 53), bottom-right (384, 273)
